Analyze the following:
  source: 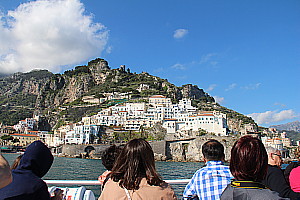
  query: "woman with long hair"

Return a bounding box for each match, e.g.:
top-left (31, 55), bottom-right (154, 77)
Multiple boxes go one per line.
top-left (99, 138), bottom-right (176, 200)
top-left (221, 136), bottom-right (286, 200)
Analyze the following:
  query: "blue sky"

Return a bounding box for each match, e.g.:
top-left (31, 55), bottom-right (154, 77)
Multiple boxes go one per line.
top-left (0, 0), bottom-right (299, 127)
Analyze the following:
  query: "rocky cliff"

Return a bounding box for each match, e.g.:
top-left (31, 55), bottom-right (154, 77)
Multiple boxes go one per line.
top-left (270, 121), bottom-right (300, 132)
top-left (0, 58), bottom-right (256, 133)
top-left (167, 135), bottom-right (238, 162)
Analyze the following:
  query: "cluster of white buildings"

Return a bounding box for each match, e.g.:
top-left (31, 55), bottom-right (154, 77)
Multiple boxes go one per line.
top-left (261, 129), bottom-right (292, 150)
top-left (59, 95), bottom-right (228, 145)
top-left (3, 96), bottom-right (297, 152)
top-left (13, 117), bottom-right (38, 133)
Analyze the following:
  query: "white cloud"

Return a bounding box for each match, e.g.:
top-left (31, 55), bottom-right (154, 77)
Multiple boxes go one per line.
top-left (242, 83), bottom-right (261, 90)
top-left (210, 61), bottom-right (218, 66)
top-left (0, 0), bottom-right (109, 74)
top-left (170, 63), bottom-right (186, 70)
top-left (225, 83), bottom-right (237, 91)
top-left (173, 29), bottom-right (188, 39)
top-left (199, 53), bottom-right (217, 64)
top-left (214, 96), bottom-right (224, 104)
top-left (206, 84), bottom-right (217, 92)
top-left (106, 45), bottom-right (113, 54)
top-left (274, 102), bottom-right (286, 107)
top-left (248, 109), bottom-right (297, 125)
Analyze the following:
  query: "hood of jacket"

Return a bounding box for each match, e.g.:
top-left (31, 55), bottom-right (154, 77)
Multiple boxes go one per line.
top-left (15, 140), bottom-right (54, 177)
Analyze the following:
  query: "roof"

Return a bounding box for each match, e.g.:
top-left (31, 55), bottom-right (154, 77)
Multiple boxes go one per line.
top-left (164, 119), bottom-right (177, 121)
top-left (149, 95), bottom-right (166, 98)
top-left (197, 114), bottom-right (214, 116)
top-left (11, 134), bottom-right (40, 137)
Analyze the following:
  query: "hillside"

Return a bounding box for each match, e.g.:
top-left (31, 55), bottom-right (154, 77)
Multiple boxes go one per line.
top-left (270, 121), bottom-right (300, 132)
top-left (0, 58), bottom-right (256, 133)
top-left (270, 121), bottom-right (300, 143)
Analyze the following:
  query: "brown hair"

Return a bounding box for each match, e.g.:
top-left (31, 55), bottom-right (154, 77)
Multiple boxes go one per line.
top-left (11, 154), bottom-right (23, 170)
top-left (110, 138), bottom-right (163, 190)
top-left (202, 139), bottom-right (225, 161)
top-left (101, 145), bottom-right (122, 171)
top-left (230, 135), bottom-right (268, 181)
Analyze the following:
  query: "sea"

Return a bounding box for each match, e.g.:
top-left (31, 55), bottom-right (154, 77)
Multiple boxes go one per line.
top-left (3, 153), bottom-right (204, 199)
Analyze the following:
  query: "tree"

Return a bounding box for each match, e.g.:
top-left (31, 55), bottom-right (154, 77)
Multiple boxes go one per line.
top-left (1, 135), bottom-right (13, 145)
top-left (12, 138), bottom-right (19, 144)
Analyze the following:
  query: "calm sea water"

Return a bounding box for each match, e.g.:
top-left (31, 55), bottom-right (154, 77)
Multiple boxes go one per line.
top-left (3, 153), bottom-right (203, 199)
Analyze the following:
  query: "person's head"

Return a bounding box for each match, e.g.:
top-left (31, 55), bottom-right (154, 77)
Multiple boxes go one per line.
top-left (202, 139), bottom-right (225, 162)
top-left (230, 135), bottom-right (268, 181)
top-left (265, 146), bottom-right (282, 167)
top-left (0, 155), bottom-right (12, 189)
top-left (110, 138), bottom-right (162, 190)
top-left (11, 154), bottom-right (23, 170)
top-left (101, 145), bottom-right (122, 171)
top-left (15, 140), bottom-right (54, 178)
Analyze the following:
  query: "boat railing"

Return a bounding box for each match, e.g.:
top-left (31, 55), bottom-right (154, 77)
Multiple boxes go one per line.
top-left (45, 179), bottom-right (191, 185)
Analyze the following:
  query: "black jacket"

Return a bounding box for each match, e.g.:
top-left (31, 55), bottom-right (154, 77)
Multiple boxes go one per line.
top-left (0, 140), bottom-right (54, 200)
top-left (262, 164), bottom-right (300, 200)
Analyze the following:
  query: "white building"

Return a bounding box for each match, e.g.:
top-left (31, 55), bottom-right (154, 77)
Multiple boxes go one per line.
top-left (64, 124), bottom-right (101, 145)
top-left (149, 95), bottom-right (172, 107)
top-left (163, 111), bottom-right (228, 136)
top-left (14, 118), bottom-right (37, 132)
top-left (263, 137), bottom-right (284, 150)
top-left (162, 119), bottom-right (177, 134)
top-left (65, 130), bottom-right (81, 144)
top-left (75, 96), bottom-right (228, 138)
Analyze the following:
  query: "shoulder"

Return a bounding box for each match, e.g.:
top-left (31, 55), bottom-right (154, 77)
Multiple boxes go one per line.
top-left (267, 165), bottom-right (284, 178)
top-left (100, 180), bottom-right (126, 199)
top-left (249, 189), bottom-right (287, 200)
top-left (268, 165), bottom-right (282, 172)
top-left (137, 180), bottom-right (176, 199)
top-left (221, 185), bottom-right (286, 200)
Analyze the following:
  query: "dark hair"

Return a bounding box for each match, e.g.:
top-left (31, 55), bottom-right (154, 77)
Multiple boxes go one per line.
top-left (230, 136), bottom-right (268, 181)
top-left (202, 139), bottom-right (225, 161)
top-left (284, 161), bottom-right (300, 184)
top-left (110, 138), bottom-right (163, 190)
top-left (11, 154), bottom-right (23, 170)
top-left (101, 145), bottom-right (122, 171)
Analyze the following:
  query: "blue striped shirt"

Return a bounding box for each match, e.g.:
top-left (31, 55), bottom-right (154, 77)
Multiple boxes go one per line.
top-left (183, 160), bottom-right (233, 200)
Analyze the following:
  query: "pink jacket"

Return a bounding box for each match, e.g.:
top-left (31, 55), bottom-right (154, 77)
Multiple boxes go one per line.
top-left (290, 166), bottom-right (300, 192)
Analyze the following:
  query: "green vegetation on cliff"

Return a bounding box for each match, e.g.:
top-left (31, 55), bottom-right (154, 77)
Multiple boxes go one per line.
top-left (0, 58), bottom-right (256, 130)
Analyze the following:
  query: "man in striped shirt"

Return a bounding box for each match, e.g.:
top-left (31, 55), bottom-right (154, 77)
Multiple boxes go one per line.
top-left (183, 139), bottom-right (233, 200)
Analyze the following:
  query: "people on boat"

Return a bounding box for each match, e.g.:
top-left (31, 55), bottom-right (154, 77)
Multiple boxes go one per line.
top-left (183, 139), bottom-right (233, 200)
top-left (0, 140), bottom-right (63, 200)
top-left (289, 163), bottom-right (300, 193)
top-left (99, 138), bottom-right (177, 200)
top-left (98, 144), bottom-right (122, 188)
top-left (0, 155), bottom-right (12, 189)
top-left (284, 161), bottom-right (300, 186)
top-left (221, 136), bottom-right (287, 200)
top-left (261, 146), bottom-right (300, 199)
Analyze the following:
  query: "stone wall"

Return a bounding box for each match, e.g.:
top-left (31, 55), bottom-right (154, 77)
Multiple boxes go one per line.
top-left (60, 136), bottom-right (238, 161)
top-left (149, 140), bottom-right (166, 155)
top-left (61, 144), bottom-right (111, 158)
top-left (166, 135), bottom-right (238, 162)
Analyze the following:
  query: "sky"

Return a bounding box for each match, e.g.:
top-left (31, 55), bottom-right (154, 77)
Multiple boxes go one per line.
top-left (0, 0), bottom-right (299, 127)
